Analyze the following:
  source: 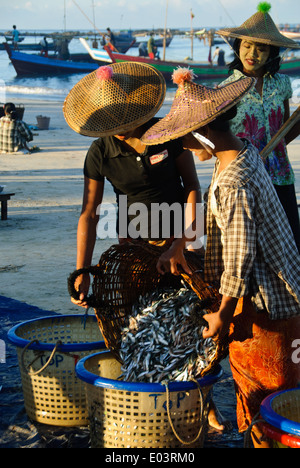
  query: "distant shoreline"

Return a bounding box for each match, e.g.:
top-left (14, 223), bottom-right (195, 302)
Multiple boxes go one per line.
top-left (1, 22), bottom-right (300, 38)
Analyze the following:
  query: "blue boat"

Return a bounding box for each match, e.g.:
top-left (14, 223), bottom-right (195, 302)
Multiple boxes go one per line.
top-left (3, 42), bottom-right (99, 75)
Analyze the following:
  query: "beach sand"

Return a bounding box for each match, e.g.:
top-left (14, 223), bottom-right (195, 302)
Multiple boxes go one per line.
top-left (0, 97), bottom-right (299, 448)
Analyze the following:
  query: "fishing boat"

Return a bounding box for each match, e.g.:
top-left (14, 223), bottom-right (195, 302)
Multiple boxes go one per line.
top-left (3, 43), bottom-right (98, 76)
top-left (79, 39), bottom-right (228, 81)
top-left (100, 45), bottom-right (300, 82)
top-left (280, 30), bottom-right (300, 41)
top-left (79, 38), bottom-right (112, 63)
top-left (97, 30), bottom-right (136, 53)
top-left (132, 35), bottom-right (173, 48)
top-left (0, 40), bottom-right (56, 52)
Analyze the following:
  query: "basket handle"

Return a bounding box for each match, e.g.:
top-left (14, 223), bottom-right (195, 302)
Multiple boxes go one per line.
top-left (165, 378), bottom-right (206, 446)
top-left (67, 266), bottom-right (103, 308)
top-left (21, 339), bottom-right (62, 375)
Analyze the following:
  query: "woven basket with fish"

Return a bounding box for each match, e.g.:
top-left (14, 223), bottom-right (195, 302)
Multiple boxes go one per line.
top-left (68, 240), bottom-right (228, 379)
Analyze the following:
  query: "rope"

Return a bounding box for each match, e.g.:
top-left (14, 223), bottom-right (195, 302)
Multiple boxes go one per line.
top-left (243, 412), bottom-right (266, 448)
top-left (21, 340), bottom-right (62, 375)
top-left (164, 378), bottom-right (206, 445)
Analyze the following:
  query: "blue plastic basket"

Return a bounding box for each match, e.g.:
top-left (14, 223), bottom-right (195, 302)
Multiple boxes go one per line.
top-left (76, 350), bottom-right (223, 448)
top-left (260, 388), bottom-right (300, 437)
top-left (7, 314), bottom-right (105, 426)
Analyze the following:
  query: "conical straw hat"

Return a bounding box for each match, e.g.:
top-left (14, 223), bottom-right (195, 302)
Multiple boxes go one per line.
top-left (217, 2), bottom-right (300, 49)
top-left (141, 68), bottom-right (255, 145)
top-left (63, 62), bottom-right (166, 137)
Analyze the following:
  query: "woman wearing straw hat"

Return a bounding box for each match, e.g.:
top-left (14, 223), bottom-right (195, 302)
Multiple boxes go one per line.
top-left (63, 62), bottom-right (202, 305)
top-left (216, 2), bottom-right (300, 252)
top-left (141, 68), bottom-right (300, 447)
top-left (64, 62), bottom-right (234, 433)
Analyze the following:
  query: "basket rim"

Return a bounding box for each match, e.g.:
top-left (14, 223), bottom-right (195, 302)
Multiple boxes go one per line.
top-left (75, 350), bottom-right (223, 393)
top-left (260, 388), bottom-right (300, 437)
top-left (261, 422), bottom-right (300, 448)
top-left (7, 314), bottom-right (105, 352)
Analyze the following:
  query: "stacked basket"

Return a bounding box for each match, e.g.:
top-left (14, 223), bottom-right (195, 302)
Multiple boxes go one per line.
top-left (68, 241), bottom-right (227, 448)
top-left (8, 314), bottom-right (105, 426)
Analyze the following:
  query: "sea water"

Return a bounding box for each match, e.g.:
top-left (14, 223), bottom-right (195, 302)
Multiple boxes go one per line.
top-left (0, 32), bottom-right (236, 104)
top-left (1, 32), bottom-right (299, 105)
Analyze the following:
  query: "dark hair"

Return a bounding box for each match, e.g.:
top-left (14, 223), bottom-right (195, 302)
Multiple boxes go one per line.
top-left (207, 105), bottom-right (237, 132)
top-left (4, 102), bottom-right (18, 120)
top-left (228, 38), bottom-right (281, 76)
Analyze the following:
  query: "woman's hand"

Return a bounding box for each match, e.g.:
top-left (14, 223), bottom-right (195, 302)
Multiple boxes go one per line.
top-left (202, 296), bottom-right (238, 341)
top-left (71, 273), bottom-right (91, 308)
top-left (202, 310), bottom-right (229, 341)
top-left (156, 241), bottom-right (192, 276)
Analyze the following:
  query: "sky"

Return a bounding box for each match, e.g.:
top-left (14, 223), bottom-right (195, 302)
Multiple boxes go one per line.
top-left (0, 0), bottom-right (299, 32)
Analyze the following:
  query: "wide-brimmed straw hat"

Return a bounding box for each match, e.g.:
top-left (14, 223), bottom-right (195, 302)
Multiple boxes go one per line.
top-left (141, 68), bottom-right (255, 145)
top-left (216, 2), bottom-right (300, 49)
top-left (63, 62), bottom-right (166, 137)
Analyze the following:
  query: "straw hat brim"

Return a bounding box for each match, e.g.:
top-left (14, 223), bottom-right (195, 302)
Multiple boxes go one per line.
top-left (63, 62), bottom-right (166, 137)
top-left (141, 76), bottom-right (255, 145)
top-left (217, 28), bottom-right (300, 49)
top-left (216, 10), bottom-right (300, 50)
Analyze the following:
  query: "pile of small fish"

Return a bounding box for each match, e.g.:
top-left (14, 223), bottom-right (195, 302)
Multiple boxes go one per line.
top-left (119, 288), bottom-right (217, 383)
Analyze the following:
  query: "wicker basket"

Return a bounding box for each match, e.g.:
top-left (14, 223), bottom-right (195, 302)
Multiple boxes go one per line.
top-left (68, 241), bottom-right (227, 376)
top-left (76, 350), bottom-right (223, 448)
top-left (7, 314), bottom-right (105, 426)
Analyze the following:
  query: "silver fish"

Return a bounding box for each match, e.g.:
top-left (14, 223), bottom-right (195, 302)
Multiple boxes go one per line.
top-left (119, 287), bottom-right (217, 383)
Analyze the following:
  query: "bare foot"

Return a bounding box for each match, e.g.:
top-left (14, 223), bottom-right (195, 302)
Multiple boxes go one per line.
top-left (208, 400), bottom-right (232, 432)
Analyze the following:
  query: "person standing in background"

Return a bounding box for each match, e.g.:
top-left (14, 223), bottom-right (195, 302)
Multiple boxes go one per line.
top-left (40, 37), bottom-right (49, 57)
top-left (217, 3), bottom-right (300, 252)
top-left (147, 32), bottom-right (159, 59)
top-left (12, 25), bottom-right (19, 50)
top-left (212, 47), bottom-right (225, 66)
top-left (106, 27), bottom-right (117, 51)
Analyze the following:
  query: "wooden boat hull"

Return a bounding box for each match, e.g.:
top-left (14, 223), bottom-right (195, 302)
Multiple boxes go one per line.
top-left (104, 47), bottom-right (300, 81)
top-left (4, 43), bottom-right (98, 75)
top-left (104, 46), bottom-right (229, 81)
top-left (0, 42), bottom-right (56, 51)
top-left (4, 42), bottom-right (300, 80)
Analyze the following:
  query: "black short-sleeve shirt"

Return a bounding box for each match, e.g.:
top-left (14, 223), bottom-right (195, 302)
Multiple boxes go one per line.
top-left (84, 118), bottom-right (185, 239)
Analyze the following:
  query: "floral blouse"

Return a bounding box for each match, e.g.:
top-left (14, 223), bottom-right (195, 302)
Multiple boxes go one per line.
top-left (220, 69), bottom-right (294, 186)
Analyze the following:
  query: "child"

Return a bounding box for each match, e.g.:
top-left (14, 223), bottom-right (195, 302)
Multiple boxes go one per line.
top-left (141, 68), bottom-right (300, 447)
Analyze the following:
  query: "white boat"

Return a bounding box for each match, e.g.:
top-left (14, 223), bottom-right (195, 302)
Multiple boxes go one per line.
top-left (280, 30), bottom-right (300, 40)
top-left (79, 38), bottom-right (112, 63)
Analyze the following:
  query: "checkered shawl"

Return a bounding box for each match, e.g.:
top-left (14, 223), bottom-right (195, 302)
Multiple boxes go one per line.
top-left (204, 141), bottom-right (300, 320)
top-left (0, 116), bottom-right (33, 153)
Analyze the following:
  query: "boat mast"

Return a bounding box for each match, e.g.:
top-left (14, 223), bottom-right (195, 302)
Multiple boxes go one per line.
top-left (190, 9), bottom-right (194, 60)
top-left (64, 0), bottom-right (67, 31)
top-left (92, 0), bottom-right (97, 46)
top-left (163, 0), bottom-right (169, 61)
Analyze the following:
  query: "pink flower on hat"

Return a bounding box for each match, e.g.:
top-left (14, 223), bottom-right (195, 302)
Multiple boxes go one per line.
top-left (172, 67), bottom-right (196, 86)
top-left (96, 65), bottom-right (113, 81)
